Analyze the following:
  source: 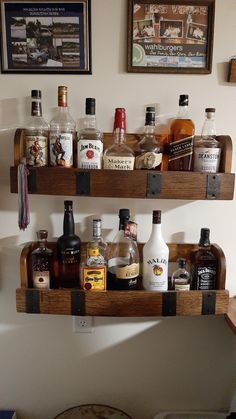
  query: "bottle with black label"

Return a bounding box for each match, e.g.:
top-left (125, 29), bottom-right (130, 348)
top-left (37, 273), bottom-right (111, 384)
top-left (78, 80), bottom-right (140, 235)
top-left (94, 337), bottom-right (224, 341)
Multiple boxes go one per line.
top-left (190, 228), bottom-right (217, 290)
top-left (31, 230), bottom-right (54, 289)
top-left (57, 200), bottom-right (81, 288)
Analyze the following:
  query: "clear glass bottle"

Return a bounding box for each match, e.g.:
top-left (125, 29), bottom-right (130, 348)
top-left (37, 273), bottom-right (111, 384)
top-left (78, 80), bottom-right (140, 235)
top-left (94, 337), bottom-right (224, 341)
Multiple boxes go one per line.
top-left (171, 258), bottom-right (191, 291)
top-left (193, 108), bottom-right (221, 173)
top-left (135, 106), bottom-right (162, 170)
top-left (142, 210), bottom-right (169, 291)
top-left (168, 94), bottom-right (195, 171)
top-left (103, 108), bottom-right (135, 170)
top-left (31, 230), bottom-right (54, 289)
top-left (24, 90), bottom-right (49, 167)
top-left (190, 228), bottom-right (217, 290)
top-left (77, 98), bottom-right (103, 169)
top-left (106, 209), bottom-right (139, 290)
top-left (56, 200), bottom-right (81, 288)
top-left (49, 86), bottom-right (75, 168)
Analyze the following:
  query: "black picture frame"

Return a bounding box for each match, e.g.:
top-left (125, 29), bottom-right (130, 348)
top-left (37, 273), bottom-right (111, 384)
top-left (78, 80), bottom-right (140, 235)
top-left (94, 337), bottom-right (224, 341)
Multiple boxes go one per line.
top-left (127, 0), bottom-right (215, 74)
top-left (0, 0), bottom-right (91, 74)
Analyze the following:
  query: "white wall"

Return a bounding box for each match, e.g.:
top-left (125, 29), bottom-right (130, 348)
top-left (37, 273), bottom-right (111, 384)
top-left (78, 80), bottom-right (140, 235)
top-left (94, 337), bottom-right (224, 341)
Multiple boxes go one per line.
top-left (0, 1), bottom-right (236, 418)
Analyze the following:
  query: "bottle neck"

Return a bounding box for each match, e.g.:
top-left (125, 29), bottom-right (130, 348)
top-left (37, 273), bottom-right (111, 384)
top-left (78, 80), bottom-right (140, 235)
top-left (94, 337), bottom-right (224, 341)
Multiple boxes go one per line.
top-left (114, 128), bottom-right (126, 145)
top-left (84, 114), bottom-right (96, 129)
top-left (177, 105), bottom-right (189, 119)
top-left (31, 99), bottom-right (42, 117)
top-left (38, 240), bottom-right (47, 249)
top-left (119, 218), bottom-right (129, 231)
top-left (144, 124), bottom-right (155, 135)
top-left (63, 210), bottom-right (75, 235)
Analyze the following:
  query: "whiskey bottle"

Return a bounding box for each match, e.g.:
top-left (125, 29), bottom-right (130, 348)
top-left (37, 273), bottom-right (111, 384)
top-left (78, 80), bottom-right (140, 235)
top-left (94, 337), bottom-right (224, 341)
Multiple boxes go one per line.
top-left (171, 258), bottom-right (191, 291)
top-left (57, 200), bottom-right (81, 288)
top-left (31, 230), bottom-right (54, 289)
top-left (135, 106), bottom-right (162, 170)
top-left (49, 86), bottom-right (75, 167)
top-left (77, 98), bottom-right (103, 169)
top-left (142, 210), bottom-right (169, 291)
top-left (168, 94), bottom-right (195, 171)
top-left (103, 108), bottom-right (135, 170)
top-left (190, 228), bottom-right (217, 290)
top-left (193, 108), bottom-right (221, 173)
top-left (106, 209), bottom-right (139, 290)
top-left (24, 90), bottom-right (49, 167)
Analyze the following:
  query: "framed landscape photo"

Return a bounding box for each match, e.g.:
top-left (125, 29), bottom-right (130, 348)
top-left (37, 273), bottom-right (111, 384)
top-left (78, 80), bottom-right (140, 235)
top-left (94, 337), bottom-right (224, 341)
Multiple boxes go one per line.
top-left (0, 0), bottom-right (91, 73)
top-left (127, 0), bottom-right (215, 74)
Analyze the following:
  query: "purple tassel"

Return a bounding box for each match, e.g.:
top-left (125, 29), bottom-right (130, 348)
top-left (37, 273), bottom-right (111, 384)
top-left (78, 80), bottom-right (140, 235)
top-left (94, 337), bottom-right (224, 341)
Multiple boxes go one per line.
top-left (18, 158), bottom-right (30, 230)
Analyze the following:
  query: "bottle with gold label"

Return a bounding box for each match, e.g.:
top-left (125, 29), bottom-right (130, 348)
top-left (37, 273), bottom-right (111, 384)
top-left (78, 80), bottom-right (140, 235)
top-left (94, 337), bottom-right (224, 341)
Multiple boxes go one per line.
top-left (31, 230), bottom-right (54, 289)
top-left (80, 235), bottom-right (107, 291)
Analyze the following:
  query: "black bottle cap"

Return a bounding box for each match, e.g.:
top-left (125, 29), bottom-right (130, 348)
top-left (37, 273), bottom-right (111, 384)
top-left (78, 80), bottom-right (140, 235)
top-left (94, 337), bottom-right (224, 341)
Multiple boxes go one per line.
top-left (178, 258), bottom-right (186, 268)
top-left (153, 210), bottom-right (161, 224)
top-left (145, 107), bottom-right (156, 126)
top-left (64, 200), bottom-right (73, 210)
top-left (199, 228), bottom-right (210, 246)
top-left (31, 90), bottom-right (41, 99)
top-left (86, 98), bottom-right (96, 115)
top-left (179, 94), bottom-right (189, 106)
top-left (119, 208), bottom-right (130, 220)
top-left (205, 108), bottom-right (215, 113)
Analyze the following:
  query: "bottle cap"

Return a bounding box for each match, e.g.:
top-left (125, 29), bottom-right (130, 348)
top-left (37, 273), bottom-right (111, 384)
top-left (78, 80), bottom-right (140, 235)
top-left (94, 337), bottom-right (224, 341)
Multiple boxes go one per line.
top-left (37, 229), bottom-right (48, 240)
top-left (153, 210), bottom-right (161, 224)
top-left (199, 227), bottom-right (210, 246)
top-left (179, 94), bottom-right (189, 106)
top-left (93, 219), bottom-right (102, 237)
top-left (146, 106), bottom-right (156, 112)
top-left (31, 90), bottom-right (41, 99)
top-left (64, 200), bottom-right (73, 210)
top-left (114, 108), bottom-right (126, 131)
top-left (205, 107), bottom-right (215, 114)
top-left (86, 98), bottom-right (96, 115)
top-left (178, 258), bottom-right (186, 268)
top-left (145, 107), bottom-right (156, 126)
top-left (119, 208), bottom-right (130, 220)
top-left (58, 86), bottom-right (68, 107)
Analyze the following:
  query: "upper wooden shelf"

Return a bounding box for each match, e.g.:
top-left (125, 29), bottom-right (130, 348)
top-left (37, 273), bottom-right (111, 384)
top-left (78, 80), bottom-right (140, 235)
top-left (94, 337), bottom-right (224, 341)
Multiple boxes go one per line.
top-left (10, 130), bottom-right (235, 200)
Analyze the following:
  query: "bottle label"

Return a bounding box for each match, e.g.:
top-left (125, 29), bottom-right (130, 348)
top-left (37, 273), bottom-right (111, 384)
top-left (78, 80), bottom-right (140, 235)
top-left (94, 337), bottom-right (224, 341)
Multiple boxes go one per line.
top-left (143, 257), bottom-right (168, 291)
top-left (196, 266), bottom-right (217, 290)
top-left (108, 257), bottom-right (139, 279)
top-left (103, 156), bottom-right (134, 170)
top-left (59, 248), bottom-right (80, 264)
top-left (135, 152), bottom-right (162, 169)
top-left (168, 136), bottom-right (193, 162)
top-left (174, 283), bottom-right (190, 291)
top-left (33, 271), bottom-right (50, 289)
top-left (81, 266), bottom-right (106, 290)
top-left (77, 139), bottom-right (103, 169)
top-left (124, 222), bottom-right (137, 241)
top-left (50, 133), bottom-right (73, 167)
top-left (193, 147), bottom-right (221, 173)
top-left (25, 135), bottom-right (48, 166)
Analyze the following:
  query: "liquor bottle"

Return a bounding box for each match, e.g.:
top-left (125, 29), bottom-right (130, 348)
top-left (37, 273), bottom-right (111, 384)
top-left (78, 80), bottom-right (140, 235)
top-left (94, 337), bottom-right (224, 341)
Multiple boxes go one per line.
top-left (135, 106), bottom-right (162, 170)
top-left (24, 90), bottom-right (49, 167)
top-left (190, 228), bottom-right (217, 290)
top-left (49, 86), bottom-right (75, 168)
top-left (56, 200), bottom-right (81, 288)
top-left (142, 210), bottom-right (169, 291)
top-left (103, 108), bottom-right (135, 170)
top-left (31, 230), bottom-right (54, 289)
top-left (193, 108), bottom-right (221, 173)
top-left (171, 258), bottom-right (191, 291)
top-left (77, 98), bottom-right (103, 169)
top-left (106, 209), bottom-right (139, 290)
top-left (168, 94), bottom-right (195, 171)
top-left (88, 218), bottom-right (107, 259)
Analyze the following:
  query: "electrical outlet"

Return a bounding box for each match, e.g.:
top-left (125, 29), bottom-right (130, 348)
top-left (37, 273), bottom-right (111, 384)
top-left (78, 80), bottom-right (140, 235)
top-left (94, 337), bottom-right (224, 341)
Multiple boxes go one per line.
top-left (72, 316), bottom-right (94, 333)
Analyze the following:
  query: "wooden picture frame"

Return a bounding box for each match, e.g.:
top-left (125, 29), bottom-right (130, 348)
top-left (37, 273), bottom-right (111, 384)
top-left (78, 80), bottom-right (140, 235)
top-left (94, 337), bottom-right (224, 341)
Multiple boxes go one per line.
top-left (0, 0), bottom-right (91, 74)
top-left (127, 0), bottom-right (215, 74)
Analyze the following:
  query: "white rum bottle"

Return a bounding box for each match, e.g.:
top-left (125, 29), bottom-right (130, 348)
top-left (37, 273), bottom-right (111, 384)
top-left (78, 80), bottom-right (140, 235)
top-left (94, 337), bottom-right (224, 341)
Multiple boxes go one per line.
top-left (142, 210), bottom-right (169, 291)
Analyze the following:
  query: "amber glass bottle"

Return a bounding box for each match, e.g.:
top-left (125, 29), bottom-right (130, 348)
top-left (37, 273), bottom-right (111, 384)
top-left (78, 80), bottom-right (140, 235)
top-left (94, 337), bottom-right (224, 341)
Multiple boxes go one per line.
top-left (168, 94), bottom-right (195, 171)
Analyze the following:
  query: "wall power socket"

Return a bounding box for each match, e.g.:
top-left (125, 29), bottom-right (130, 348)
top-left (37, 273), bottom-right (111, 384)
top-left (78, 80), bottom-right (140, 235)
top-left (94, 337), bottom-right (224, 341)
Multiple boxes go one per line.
top-left (72, 316), bottom-right (94, 333)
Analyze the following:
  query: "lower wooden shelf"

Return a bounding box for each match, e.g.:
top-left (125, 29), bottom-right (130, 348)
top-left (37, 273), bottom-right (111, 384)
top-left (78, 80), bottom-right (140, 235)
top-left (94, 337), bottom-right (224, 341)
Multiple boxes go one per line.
top-left (16, 288), bottom-right (229, 317)
top-left (225, 297), bottom-right (236, 335)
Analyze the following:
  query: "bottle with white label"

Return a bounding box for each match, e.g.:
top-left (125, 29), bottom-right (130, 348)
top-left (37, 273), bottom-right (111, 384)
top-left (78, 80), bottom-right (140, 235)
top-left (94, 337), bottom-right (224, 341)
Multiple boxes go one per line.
top-left (142, 210), bottom-right (169, 291)
top-left (77, 98), bottom-right (103, 169)
top-left (171, 258), bottom-right (191, 291)
top-left (103, 108), bottom-right (135, 170)
top-left (49, 86), bottom-right (75, 167)
top-left (193, 108), bottom-right (221, 173)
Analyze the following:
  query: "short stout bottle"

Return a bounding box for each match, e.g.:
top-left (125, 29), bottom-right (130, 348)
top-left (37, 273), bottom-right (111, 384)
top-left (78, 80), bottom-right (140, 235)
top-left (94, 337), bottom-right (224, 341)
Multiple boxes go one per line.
top-left (77, 98), bottom-right (103, 169)
top-left (193, 108), bottom-right (221, 173)
top-left (106, 209), bottom-right (139, 290)
top-left (31, 230), bottom-right (54, 289)
top-left (103, 108), bottom-right (135, 170)
top-left (49, 86), bottom-right (75, 167)
top-left (171, 258), bottom-right (191, 291)
top-left (135, 106), bottom-right (162, 170)
top-left (168, 94), bottom-right (195, 171)
top-left (24, 90), bottom-right (49, 167)
top-left (190, 228), bottom-right (217, 290)
top-left (57, 200), bottom-right (81, 288)
top-left (142, 210), bottom-right (169, 291)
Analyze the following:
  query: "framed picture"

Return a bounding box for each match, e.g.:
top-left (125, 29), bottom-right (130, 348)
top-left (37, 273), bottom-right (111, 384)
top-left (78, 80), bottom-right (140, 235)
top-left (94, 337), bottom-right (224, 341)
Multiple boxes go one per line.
top-left (127, 0), bottom-right (215, 74)
top-left (0, 0), bottom-right (91, 74)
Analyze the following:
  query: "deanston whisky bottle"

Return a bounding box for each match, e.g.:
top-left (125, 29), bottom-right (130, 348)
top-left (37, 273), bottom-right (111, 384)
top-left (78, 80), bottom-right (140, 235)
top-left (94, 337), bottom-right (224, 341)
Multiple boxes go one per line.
top-left (168, 94), bottom-right (195, 171)
top-left (31, 230), bottom-right (54, 289)
top-left (56, 200), bottom-right (81, 288)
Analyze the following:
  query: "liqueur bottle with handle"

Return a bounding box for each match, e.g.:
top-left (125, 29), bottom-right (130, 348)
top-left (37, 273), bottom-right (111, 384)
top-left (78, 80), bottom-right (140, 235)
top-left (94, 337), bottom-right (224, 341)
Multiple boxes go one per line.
top-left (106, 209), bottom-right (139, 290)
top-left (168, 94), bottom-right (195, 171)
top-left (56, 200), bottom-right (81, 288)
